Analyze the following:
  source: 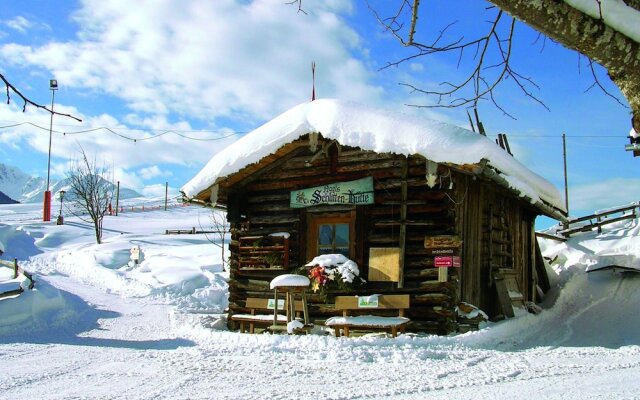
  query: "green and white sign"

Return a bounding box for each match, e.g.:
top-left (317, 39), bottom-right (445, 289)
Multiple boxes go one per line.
top-left (290, 177), bottom-right (374, 208)
top-left (357, 295), bottom-right (379, 308)
top-left (267, 299), bottom-right (285, 310)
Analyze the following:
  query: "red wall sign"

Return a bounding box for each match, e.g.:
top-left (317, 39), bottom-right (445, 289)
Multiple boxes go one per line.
top-left (435, 256), bottom-right (461, 268)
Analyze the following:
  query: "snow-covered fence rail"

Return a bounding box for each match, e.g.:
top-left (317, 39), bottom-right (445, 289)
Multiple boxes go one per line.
top-left (165, 228), bottom-right (225, 235)
top-left (558, 202), bottom-right (639, 237)
top-left (112, 199), bottom-right (188, 215)
top-left (0, 258), bottom-right (35, 297)
top-left (0, 258), bottom-right (19, 279)
top-left (535, 231), bottom-right (567, 242)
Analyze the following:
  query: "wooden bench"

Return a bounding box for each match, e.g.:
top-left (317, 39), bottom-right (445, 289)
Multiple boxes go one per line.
top-left (325, 294), bottom-right (410, 338)
top-left (230, 297), bottom-right (304, 333)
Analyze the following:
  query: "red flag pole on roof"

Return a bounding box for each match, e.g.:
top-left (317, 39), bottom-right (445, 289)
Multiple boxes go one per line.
top-left (311, 61), bottom-right (316, 101)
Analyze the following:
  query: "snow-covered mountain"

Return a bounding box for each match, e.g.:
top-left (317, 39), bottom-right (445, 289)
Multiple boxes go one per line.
top-left (0, 190), bottom-right (19, 204)
top-left (0, 163), bottom-right (142, 203)
top-left (0, 163), bottom-right (46, 203)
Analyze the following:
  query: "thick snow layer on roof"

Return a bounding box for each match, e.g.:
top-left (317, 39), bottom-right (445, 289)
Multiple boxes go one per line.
top-left (564, 0), bottom-right (640, 43)
top-left (182, 99), bottom-right (565, 212)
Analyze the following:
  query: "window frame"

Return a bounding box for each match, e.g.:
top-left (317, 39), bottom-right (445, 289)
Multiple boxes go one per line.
top-left (306, 211), bottom-right (356, 261)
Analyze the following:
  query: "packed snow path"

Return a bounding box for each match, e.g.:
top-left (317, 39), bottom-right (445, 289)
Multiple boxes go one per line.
top-left (2, 275), bottom-right (640, 399)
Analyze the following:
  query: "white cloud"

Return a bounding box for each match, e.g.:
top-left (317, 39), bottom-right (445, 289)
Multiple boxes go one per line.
top-left (0, 0), bottom-right (381, 125)
top-left (4, 16), bottom-right (50, 33)
top-left (5, 16), bottom-right (33, 33)
top-left (138, 165), bottom-right (170, 180)
top-left (409, 63), bottom-right (424, 72)
top-left (141, 183), bottom-right (179, 199)
top-left (569, 178), bottom-right (640, 215)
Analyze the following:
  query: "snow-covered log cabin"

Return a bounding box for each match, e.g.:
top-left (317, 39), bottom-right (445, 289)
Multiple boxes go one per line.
top-left (181, 99), bottom-right (567, 334)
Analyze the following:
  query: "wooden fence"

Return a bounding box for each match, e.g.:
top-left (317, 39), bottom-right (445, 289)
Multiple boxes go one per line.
top-left (558, 202), bottom-right (639, 238)
top-left (536, 202), bottom-right (639, 241)
top-left (0, 258), bottom-right (35, 298)
top-left (165, 228), bottom-right (225, 235)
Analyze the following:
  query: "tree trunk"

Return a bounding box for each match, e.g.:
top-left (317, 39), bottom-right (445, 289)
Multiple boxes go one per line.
top-left (94, 217), bottom-right (102, 245)
top-left (489, 0), bottom-right (640, 133)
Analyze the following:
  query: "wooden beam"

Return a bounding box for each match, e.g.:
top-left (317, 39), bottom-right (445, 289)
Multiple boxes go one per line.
top-left (398, 157), bottom-right (408, 288)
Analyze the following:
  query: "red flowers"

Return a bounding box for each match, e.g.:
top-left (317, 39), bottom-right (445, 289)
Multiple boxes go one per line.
top-left (309, 265), bottom-right (329, 292)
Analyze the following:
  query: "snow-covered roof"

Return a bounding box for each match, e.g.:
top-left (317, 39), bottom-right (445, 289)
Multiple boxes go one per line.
top-left (181, 99), bottom-right (566, 214)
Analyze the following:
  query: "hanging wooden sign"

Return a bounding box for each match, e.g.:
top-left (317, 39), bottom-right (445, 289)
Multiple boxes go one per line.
top-left (424, 235), bottom-right (462, 256)
top-left (290, 177), bottom-right (374, 208)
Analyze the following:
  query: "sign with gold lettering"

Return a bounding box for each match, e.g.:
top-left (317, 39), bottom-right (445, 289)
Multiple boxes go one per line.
top-left (424, 235), bottom-right (462, 256)
top-left (290, 177), bottom-right (374, 208)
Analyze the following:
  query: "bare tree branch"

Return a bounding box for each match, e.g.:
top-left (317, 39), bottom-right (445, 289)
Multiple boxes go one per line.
top-left (369, 3), bottom-right (547, 118)
top-left (584, 58), bottom-right (628, 108)
top-left (285, 0), bottom-right (307, 15)
top-left (199, 209), bottom-right (230, 271)
top-left (1, 72), bottom-right (82, 122)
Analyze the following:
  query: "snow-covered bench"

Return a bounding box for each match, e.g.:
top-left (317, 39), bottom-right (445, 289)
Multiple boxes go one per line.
top-left (326, 294), bottom-right (410, 338)
top-left (230, 297), bottom-right (303, 333)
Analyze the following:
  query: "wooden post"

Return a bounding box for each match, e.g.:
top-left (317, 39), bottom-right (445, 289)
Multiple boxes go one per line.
top-left (13, 258), bottom-right (18, 279)
top-left (398, 157), bottom-right (408, 288)
top-left (563, 133), bottom-right (569, 218)
top-left (115, 181), bottom-right (120, 216)
top-left (164, 182), bottom-right (168, 211)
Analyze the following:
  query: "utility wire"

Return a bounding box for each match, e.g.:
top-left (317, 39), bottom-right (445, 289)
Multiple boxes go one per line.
top-left (0, 121), bottom-right (245, 142)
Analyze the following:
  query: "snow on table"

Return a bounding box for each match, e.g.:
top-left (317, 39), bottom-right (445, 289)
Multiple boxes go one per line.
top-left (269, 274), bottom-right (310, 289)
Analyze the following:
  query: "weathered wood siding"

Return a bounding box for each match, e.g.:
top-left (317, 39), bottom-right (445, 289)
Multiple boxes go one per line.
top-left (455, 174), bottom-right (537, 317)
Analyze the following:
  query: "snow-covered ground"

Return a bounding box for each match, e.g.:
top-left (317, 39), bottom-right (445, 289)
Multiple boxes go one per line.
top-left (1, 203), bottom-right (640, 399)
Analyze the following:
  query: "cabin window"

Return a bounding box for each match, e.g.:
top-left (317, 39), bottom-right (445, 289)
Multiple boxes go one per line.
top-left (318, 223), bottom-right (349, 256)
top-left (307, 212), bottom-right (355, 260)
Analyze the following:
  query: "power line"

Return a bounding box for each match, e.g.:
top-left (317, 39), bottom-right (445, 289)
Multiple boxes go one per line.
top-left (0, 121), bottom-right (245, 142)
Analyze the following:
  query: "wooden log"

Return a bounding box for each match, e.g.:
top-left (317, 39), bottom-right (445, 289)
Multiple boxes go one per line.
top-left (408, 306), bottom-right (456, 320)
top-left (229, 278), bottom-right (271, 291)
top-left (405, 258), bottom-right (436, 269)
top-left (250, 215), bottom-right (300, 225)
top-left (404, 269), bottom-right (439, 280)
top-left (246, 170), bottom-right (400, 192)
top-left (411, 293), bottom-right (453, 305)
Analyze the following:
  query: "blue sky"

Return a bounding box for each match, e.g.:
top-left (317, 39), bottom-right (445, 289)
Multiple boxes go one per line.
top-left (0, 0), bottom-right (636, 227)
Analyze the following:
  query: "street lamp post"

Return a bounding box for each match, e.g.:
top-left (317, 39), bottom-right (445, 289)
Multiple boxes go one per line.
top-left (56, 190), bottom-right (66, 225)
top-left (43, 79), bottom-right (58, 222)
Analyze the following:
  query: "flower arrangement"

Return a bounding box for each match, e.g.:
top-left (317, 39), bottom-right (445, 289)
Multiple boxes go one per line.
top-left (304, 254), bottom-right (365, 293)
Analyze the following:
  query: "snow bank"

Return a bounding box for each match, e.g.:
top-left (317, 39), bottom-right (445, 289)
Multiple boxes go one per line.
top-left (0, 204), bottom-right (229, 314)
top-left (0, 278), bottom-right (76, 338)
top-left (182, 99), bottom-right (564, 212)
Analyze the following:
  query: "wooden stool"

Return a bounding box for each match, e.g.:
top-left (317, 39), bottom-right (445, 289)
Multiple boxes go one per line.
top-left (270, 274), bottom-right (310, 331)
